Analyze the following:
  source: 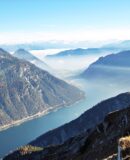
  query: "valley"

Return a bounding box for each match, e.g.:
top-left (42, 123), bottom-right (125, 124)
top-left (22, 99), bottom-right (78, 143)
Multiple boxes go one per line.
top-left (1, 76), bottom-right (130, 158)
top-left (1, 47), bottom-right (130, 159)
top-left (1, 1), bottom-right (130, 159)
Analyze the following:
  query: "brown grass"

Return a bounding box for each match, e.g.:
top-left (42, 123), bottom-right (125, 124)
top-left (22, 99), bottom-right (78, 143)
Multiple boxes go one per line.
top-left (119, 136), bottom-right (130, 150)
top-left (19, 145), bottom-right (43, 155)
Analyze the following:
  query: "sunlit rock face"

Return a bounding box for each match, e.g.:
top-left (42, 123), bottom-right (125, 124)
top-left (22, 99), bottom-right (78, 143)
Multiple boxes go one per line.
top-left (0, 48), bottom-right (84, 127)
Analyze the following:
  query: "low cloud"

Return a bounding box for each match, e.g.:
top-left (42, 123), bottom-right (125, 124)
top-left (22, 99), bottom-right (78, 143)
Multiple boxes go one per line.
top-left (0, 28), bottom-right (130, 45)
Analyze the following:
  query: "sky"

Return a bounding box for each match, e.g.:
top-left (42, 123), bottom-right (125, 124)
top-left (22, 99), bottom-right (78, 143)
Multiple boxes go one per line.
top-left (0, 0), bottom-right (130, 44)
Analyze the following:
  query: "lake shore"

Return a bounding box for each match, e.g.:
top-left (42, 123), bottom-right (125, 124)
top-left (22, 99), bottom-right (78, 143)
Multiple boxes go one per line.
top-left (0, 98), bottom-right (84, 132)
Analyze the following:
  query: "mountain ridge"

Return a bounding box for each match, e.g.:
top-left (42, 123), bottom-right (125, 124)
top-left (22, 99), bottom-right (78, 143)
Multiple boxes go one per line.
top-left (0, 49), bottom-right (84, 129)
top-left (45, 47), bottom-right (118, 59)
top-left (4, 94), bottom-right (130, 160)
top-left (29, 92), bottom-right (130, 147)
top-left (14, 49), bottom-right (51, 72)
top-left (81, 50), bottom-right (130, 84)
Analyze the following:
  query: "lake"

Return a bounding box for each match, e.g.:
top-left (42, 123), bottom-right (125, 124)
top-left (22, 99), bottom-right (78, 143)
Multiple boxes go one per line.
top-left (0, 78), bottom-right (129, 158)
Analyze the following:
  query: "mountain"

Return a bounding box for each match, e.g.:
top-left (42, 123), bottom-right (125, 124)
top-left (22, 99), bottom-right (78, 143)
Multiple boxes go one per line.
top-left (14, 49), bottom-right (51, 72)
top-left (0, 49), bottom-right (84, 129)
top-left (28, 92), bottom-right (130, 147)
top-left (103, 40), bottom-right (130, 50)
top-left (0, 41), bottom-right (93, 51)
top-left (4, 94), bottom-right (130, 160)
top-left (1, 40), bottom-right (130, 53)
top-left (81, 50), bottom-right (130, 84)
top-left (45, 48), bottom-right (117, 59)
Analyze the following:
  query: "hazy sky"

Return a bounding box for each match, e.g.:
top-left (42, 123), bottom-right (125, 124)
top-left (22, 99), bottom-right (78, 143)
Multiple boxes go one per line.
top-left (0, 0), bottom-right (130, 44)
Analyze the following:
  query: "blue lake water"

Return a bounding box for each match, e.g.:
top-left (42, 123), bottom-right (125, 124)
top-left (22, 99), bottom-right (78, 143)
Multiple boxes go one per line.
top-left (0, 79), bottom-right (129, 158)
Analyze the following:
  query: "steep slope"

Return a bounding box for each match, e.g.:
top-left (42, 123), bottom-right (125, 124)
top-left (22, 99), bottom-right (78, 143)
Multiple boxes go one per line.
top-left (14, 49), bottom-right (51, 72)
top-left (0, 49), bottom-right (84, 128)
top-left (28, 92), bottom-right (130, 147)
top-left (81, 50), bottom-right (130, 84)
top-left (4, 97), bottom-right (130, 160)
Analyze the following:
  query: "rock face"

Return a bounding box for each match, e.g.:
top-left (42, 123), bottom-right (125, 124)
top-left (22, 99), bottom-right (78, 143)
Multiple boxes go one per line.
top-left (4, 96), bottom-right (130, 160)
top-left (0, 49), bottom-right (84, 127)
top-left (14, 49), bottom-right (51, 72)
top-left (29, 92), bottom-right (130, 147)
top-left (81, 50), bottom-right (130, 84)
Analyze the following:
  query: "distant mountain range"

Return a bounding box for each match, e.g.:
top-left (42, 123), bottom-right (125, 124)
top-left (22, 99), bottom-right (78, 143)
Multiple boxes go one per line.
top-left (1, 39), bottom-right (130, 53)
top-left (4, 92), bottom-right (130, 160)
top-left (103, 40), bottom-right (130, 50)
top-left (0, 41), bottom-right (69, 51)
top-left (81, 50), bottom-right (130, 84)
top-left (43, 40), bottom-right (130, 59)
top-left (14, 49), bottom-right (51, 72)
top-left (0, 41), bottom-right (98, 52)
top-left (0, 49), bottom-right (84, 129)
top-left (45, 47), bottom-right (119, 59)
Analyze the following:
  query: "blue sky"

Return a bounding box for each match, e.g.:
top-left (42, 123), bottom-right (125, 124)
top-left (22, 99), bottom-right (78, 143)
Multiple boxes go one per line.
top-left (0, 0), bottom-right (130, 44)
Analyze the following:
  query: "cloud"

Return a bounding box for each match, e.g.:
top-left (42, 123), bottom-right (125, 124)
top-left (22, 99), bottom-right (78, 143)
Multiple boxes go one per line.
top-left (0, 28), bottom-right (130, 44)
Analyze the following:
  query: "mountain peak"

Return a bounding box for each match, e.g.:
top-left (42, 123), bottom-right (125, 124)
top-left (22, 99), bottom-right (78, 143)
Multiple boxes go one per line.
top-left (15, 48), bottom-right (33, 56)
top-left (81, 50), bottom-right (130, 84)
top-left (0, 48), bottom-right (10, 55)
top-left (14, 48), bottom-right (37, 60)
top-left (14, 49), bottom-right (51, 72)
top-left (0, 51), bottom-right (84, 130)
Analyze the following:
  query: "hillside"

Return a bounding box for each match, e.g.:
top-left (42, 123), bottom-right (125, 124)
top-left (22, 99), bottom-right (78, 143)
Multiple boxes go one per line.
top-left (29, 92), bottom-right (130, 147)
top-left (0, 49), bottom-right (84, 129)
top-left (81, 50), bottom-right (130, 84)
top-left (14, 49), bottom-right (51, 72)
top-left (4, 97), bottom-right (130, 160)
